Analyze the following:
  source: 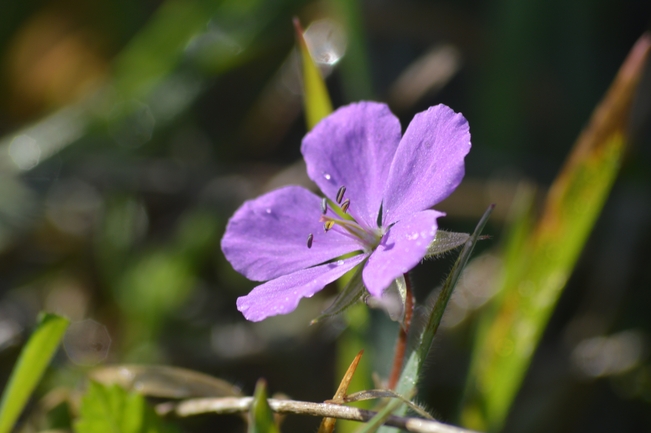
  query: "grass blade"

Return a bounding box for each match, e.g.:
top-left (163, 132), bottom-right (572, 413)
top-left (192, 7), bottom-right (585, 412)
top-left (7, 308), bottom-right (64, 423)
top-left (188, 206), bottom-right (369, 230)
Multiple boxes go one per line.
top-left (249, 379), bottom-right (280, 433)
top-left (293, 18), bottom-right (334, 130)
top-left (0, 313), bottom-right (70, 433)
top-left (461, 33), bottom-right (651, 432)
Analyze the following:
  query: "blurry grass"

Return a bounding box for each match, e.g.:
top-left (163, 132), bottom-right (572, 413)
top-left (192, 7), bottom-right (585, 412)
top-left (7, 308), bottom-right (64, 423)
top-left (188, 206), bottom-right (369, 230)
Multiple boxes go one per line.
top-left (328, 0), bottom-right (374, 101)
top-left (460, 33), bottom-right (651, 432)
top-left (0, 314), bottom-right (69, 433)
top-left (294, 17), bottom-right (333, 130)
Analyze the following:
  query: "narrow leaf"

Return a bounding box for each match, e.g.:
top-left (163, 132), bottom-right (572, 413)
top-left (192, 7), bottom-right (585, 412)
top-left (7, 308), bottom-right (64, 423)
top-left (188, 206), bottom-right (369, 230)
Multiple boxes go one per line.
top-left (0, 313), bottom-right (69, 433)
top-left (294, 18), bottom-right (334, 130)
top-left (461, 33), bottom-right (651, 432)
top-left (249, 379), bottom-right (280, 433)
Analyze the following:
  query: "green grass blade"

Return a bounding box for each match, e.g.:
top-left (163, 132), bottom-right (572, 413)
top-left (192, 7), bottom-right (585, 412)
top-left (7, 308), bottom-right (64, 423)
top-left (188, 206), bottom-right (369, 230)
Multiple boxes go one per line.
top-left (249, 379), bottom-right (279, 433)
top-left (0, 313), bottom-right (70, 433)
top-left (294, 18), bottom-right (334, 130)
top-left (461, 33), bottom-right (651, 432)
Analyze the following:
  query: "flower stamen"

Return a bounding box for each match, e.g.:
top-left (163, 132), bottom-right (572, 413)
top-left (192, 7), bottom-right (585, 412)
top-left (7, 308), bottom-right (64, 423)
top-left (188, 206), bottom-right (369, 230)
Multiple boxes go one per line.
top-left (336, 186), bottom-right (346, 204)
top-left (307, 233), bottom-right (314, 248)
top-left (341, 198), bottom-right (350, 213)
top-left (321, 198), bottom-right (328, 215)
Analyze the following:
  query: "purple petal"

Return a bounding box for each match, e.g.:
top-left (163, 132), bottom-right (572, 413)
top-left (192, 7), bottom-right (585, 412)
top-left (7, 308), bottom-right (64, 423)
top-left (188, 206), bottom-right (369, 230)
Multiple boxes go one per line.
top-left (221, 186), bottom-right (361, 282)
top-left (363, 210), bottom-right (444, 297)
top-left (382, 105), bottom-right (470, 225)
top-left (237, 254), bottom-right (367, 321)
top-left (302, 102), bottom-right (402, 229)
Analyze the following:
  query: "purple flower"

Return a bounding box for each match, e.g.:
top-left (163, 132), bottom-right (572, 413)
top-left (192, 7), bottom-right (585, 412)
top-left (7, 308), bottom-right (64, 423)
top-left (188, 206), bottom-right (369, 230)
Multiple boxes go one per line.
top-left (222, 102), bottom-right (470, 321)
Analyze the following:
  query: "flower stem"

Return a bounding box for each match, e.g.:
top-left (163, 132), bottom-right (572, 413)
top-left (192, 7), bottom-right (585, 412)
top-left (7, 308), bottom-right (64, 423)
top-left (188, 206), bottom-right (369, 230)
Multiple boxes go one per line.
top-left (388, 273), bottom-right (414, 390)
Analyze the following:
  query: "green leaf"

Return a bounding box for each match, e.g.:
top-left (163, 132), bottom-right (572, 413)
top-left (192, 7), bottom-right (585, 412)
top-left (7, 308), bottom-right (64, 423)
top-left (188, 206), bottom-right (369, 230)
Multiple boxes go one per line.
top-left (424, 230), bottom-right (470, 259)
top-left (248, 379), bottom-right (279, 433)
top-left (378, 205), bottom-right (494, 433)
top-left (0, 313), bottom-right (69, 433)
top-left (75, 381), bottom-right (177, 433)
top-left (461, 34), bottom-right (651, 432)
top-left (294, 18), bottom-right (333, 130)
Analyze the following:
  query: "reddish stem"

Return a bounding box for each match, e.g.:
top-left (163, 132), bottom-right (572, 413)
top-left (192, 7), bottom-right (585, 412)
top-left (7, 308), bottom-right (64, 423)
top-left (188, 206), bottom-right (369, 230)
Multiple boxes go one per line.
top-left (388, 273), bottom-right (414, 390)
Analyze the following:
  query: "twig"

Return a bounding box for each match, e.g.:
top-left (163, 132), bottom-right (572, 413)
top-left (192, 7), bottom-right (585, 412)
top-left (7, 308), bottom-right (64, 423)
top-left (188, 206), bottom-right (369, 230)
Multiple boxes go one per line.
top-left (157, 397), bottom-right (481, 433)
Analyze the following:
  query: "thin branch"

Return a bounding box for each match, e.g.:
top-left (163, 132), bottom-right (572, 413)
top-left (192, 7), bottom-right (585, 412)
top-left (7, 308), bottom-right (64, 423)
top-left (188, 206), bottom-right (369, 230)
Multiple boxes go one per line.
top-left (157, 397), bottom-right (481, 433)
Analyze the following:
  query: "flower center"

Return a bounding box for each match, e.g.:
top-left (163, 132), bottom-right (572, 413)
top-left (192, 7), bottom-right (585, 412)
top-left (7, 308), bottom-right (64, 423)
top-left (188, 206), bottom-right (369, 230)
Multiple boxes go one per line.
top-left (307, 186), bottom-right (383, 251)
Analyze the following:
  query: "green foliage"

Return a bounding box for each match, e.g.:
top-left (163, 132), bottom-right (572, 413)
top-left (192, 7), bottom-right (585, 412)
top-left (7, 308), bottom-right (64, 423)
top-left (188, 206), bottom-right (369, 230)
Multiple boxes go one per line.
top-left (75, 381), bottom-right (178, 433)
top-left (0, 313), bottom-right (69, 433)
top-left (248, 379), bottom-right (280, 433)
top-left (461, 35), bottom-right (651, 432)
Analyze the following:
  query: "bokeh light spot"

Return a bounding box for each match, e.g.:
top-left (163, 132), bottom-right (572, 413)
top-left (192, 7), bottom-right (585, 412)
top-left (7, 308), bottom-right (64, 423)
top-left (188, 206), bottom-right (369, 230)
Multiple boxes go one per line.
top-left (64, 319), bottom-right (111, 366)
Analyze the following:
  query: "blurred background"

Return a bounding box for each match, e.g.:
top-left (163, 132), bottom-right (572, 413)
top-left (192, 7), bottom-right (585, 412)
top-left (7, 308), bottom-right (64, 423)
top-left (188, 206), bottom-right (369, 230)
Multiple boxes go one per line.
top-left (0, 0), bottom-right (650, 432)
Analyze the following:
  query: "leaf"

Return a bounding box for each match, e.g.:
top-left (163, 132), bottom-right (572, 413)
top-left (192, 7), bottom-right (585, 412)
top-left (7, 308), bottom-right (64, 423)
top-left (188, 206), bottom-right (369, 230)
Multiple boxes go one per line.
top-left (377, 205), bottom-right (494, 433)
top-left (294, 18), bottom-right (334, 130)
top-left (460, 33), bottom-right (651, 432)
top-left (249, 379), bottom-right (280, 433)
top-left (0, 313), bottom-right (69, 433)
top-left (424, 230), bottom-right (470, 259)
top-left (74, 381), bottom-right (177, 433)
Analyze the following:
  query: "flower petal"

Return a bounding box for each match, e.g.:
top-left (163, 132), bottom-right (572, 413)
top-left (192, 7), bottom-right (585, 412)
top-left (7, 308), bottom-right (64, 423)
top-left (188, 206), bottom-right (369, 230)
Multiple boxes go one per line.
top-left (362, 210), bottom-right (444, 297)
top-left (221, 186), bottom-right (361, 281)
top-left (301, 102), bottom-right (402, 229)
top-left (382, 105), bottom-right (470, 225)
top-left (236, 254), bottom-right (366, 321)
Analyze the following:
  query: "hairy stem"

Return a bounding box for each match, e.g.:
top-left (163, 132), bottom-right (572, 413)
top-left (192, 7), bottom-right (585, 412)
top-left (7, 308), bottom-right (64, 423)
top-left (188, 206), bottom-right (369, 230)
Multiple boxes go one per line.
top-left (388, 272), bottom-right (415, 390)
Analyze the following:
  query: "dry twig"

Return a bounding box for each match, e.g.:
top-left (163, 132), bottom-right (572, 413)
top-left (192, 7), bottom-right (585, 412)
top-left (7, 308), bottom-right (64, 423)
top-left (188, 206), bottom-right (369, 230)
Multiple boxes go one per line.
top-left (157, 397), bottom-right (481, 433)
